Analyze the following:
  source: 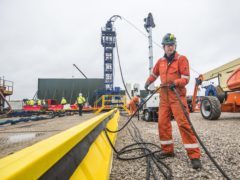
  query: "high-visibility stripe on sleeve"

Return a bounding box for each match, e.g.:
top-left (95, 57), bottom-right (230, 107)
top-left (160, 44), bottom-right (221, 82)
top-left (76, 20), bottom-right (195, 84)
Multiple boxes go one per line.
top-left (181, 74), bottom-right (190, 80)
top-left (160, 140), bottom-right (173, 145)
top-left (184, 143), bottom-right (199, 149)
top-left (151, 72), bottom-right (158, 79)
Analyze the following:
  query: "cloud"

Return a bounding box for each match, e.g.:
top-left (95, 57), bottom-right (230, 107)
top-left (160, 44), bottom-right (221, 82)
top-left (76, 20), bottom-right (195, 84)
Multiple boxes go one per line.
top-left (0, 0), bottom-right (239, 99)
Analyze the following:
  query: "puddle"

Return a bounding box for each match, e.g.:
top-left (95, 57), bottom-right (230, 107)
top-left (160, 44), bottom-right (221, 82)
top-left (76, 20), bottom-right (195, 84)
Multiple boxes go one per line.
top-left (8, 133), bottom-right (42, 143)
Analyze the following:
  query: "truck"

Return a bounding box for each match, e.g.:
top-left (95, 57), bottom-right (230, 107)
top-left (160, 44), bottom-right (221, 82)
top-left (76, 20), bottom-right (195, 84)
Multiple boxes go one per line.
top-left (142, 93), bottom-right (159, 121)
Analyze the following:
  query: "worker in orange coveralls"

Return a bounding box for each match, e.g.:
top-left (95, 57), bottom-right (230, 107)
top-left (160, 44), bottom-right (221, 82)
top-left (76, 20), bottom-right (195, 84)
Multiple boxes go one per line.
top-left (144, 33), bottom-right (201, 169)
top-left (128, 95), bottom-right (140, 116)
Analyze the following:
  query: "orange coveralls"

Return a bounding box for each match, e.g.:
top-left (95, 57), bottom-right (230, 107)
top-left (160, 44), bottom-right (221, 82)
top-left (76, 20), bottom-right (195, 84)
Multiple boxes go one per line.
top-left (146, 52), bottom-right (200, 159)
top-left (129, 96), bottom-right (139, 115)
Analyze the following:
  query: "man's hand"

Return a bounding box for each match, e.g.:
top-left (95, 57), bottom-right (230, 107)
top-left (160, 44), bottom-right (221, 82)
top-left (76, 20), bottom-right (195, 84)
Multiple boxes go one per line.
top-left (195, 78), bottom-right (202, 85)
top-left (169, 83), bottom-right (176, 91)
top-left (144, 81), bottom-right (150, 91)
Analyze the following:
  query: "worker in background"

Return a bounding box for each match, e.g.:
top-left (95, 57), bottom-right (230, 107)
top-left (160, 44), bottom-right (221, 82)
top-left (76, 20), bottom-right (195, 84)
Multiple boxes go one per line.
top-left (61, 97), bottom-right (67, 105)
top-left (23, 99), bottom-right (29, 105)
top-left (29, 99), bottom-right (35, 106)
top-left (42, 99), bottom-right (46, 105)
top-left (37, 99), bottom-right (42, 106)
top-left (128, 95), bottom-right (140, 116)
top-left (77, 93), bottom-right (86, 116)
top-left (144, 33), bottom-right (201, 169)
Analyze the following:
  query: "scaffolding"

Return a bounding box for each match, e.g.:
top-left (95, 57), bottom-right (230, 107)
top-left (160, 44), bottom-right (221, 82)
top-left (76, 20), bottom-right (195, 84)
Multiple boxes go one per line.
top-left (94, 94), bottom-right (129, 114)
top-left (0, 76), bottom-right (13, 114)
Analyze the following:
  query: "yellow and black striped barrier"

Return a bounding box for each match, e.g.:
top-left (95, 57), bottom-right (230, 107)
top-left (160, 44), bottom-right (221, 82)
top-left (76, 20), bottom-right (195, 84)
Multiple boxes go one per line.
top-left (0, 109), bottom-right (120, 179)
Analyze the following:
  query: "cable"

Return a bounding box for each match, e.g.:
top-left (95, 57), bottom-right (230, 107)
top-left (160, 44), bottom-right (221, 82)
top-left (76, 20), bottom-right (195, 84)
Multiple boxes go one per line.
top-left (115, 39), bottom-right (132, 99)
top-left (105, 87), bottom-right (160, 133)
top-left (105, 30), bottom-right (173, 179)
top-left (172, 87), bottom-right (231, 180)
top-left (121, 17), bottom-right (163, 50)
top-left (104, 127), bottom-right (172, 180)
top-left (121, 16), bottom-right (201, 75)
top-left (108, 21), bottom-right (230, 179)
top-left (129, 120), bottom-right (172, 179)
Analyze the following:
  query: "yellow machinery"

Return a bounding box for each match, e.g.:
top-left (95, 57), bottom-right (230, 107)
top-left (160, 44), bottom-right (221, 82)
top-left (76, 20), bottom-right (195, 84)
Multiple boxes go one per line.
top-left (192, 58), bottom-right (240, 120)
top-left (0, 76), bottom-right (13, 115)
top-left (94, 94), bottom-right (130, 114)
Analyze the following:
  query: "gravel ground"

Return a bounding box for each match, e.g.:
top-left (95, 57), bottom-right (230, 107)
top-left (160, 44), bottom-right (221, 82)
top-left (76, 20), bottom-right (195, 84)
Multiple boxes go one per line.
top-left (0, 113), bottom-right (96, 158)
top-left (110, 112), bottom-right (240, 180)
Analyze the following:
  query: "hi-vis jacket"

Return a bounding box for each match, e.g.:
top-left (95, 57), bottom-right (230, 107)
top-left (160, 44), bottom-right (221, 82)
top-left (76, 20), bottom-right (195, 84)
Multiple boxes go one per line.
top-left (77, 96), bottom-right (86, 104)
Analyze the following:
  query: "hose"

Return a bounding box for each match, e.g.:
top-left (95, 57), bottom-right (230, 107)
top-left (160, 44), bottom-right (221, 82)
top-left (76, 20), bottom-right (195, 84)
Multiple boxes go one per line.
top-left (172, 87), bottom-right (231, 180)
top-left (121, 16), bottom-right (201, 76)
top-left (104, 16), bottom-right (230, 179)
top-left (105, 31), bottom-right (172, 179)
top-left (106, 87), bottom-right (160, 133)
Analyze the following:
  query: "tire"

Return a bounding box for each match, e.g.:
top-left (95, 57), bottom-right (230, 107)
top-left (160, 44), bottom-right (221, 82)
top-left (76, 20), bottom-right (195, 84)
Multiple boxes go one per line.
top-left (200, 96), bottom-right (221, 120)
top-left (144, 110), bottom-right (152, 121)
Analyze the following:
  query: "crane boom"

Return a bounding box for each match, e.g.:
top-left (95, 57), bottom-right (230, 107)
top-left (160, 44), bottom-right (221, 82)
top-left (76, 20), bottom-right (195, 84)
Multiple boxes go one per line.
top-left (73, 64), bottom-right (88, 79)
top-left (201, 58), bottom-right (240, 91)
top-left (191, 58), bottom-right (240, 112)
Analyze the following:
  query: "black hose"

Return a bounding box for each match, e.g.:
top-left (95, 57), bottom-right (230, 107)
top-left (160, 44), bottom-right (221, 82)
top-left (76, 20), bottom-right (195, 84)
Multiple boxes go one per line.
top-left (106, 15), bottom-right (230, 179)
top-left (172, 88), bottom-right (231, 180)
top-left (129, 121), bottom-right (172, 179)
top-left (105, 30), bottom-right (172, 179)
top-left (115, 39), bottom-right (132, 99)
top-left (104, 125), bottom-right (172, 180)
top-left (106, 87), bottom-right (160, 133)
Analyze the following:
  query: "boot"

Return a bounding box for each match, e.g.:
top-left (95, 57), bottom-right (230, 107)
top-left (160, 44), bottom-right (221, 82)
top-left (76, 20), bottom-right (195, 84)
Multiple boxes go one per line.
top-left (191, 159), bottom-right (202, 169)
top-left (156, 151), bottom-right (175, 159)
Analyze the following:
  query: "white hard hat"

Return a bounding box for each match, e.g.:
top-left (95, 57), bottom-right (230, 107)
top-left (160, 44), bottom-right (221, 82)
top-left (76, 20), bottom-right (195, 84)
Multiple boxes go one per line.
top-left (79, 93), bottom-right (82, 96)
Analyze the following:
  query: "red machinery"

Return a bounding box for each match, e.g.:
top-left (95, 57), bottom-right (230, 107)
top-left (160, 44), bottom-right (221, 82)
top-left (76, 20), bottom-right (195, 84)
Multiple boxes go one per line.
top-left (23, 99), bottom-right (93, 112)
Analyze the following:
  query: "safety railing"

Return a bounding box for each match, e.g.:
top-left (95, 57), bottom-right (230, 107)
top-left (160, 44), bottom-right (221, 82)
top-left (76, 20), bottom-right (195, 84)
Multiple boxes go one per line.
top-left (0, 77), bottom-right (13, 95)
top-left (93, 94), bottom-right (129, 114)
top-left (0, 109), bottom-right (120, 179)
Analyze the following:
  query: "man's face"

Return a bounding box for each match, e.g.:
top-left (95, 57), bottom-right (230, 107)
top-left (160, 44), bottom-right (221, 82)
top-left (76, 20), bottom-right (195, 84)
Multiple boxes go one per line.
top-left (164, 44), bottom-right (176, 56)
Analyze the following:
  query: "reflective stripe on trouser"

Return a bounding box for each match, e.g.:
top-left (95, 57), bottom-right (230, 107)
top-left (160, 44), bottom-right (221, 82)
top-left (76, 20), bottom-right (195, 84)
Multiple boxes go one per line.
top-left (158, 97), bottom-right (201, 159)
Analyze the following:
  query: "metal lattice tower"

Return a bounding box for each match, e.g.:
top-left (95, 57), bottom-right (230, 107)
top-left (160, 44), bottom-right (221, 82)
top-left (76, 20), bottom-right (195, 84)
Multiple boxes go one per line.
top-left (101, 16), bottom-right (121, 93)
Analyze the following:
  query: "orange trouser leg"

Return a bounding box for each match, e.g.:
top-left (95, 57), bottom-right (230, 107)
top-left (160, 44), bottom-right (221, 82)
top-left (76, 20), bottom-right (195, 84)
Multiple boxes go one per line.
top-left (129, 104), bottom-right (133, 115)
top-left (129, 103), bottom-right (137, 115)
top-left (132, 104), bottom-right (137, 114)
top-left (158, 103), bottom-right (174, 153)
top-left (170, 97), bottom-right (201, 159)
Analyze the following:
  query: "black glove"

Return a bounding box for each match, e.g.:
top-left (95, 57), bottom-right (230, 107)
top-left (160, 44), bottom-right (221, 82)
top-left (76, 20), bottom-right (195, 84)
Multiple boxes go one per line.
top-left (195, 78), bottom-right (202, 85)
top-left (169, 83), bottom-right (176, 91)
top-left (144, 82), bottom-right (150, 91)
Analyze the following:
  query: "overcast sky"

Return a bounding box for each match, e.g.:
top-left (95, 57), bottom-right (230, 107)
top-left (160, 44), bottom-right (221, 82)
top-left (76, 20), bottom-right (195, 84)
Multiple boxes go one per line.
top-left (1, 0), bottom-right (239, 100)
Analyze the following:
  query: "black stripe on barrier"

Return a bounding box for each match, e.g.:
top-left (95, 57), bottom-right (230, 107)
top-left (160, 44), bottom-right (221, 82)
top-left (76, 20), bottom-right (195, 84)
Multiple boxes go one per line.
top-left (40, 111), bottom-right (116, 180)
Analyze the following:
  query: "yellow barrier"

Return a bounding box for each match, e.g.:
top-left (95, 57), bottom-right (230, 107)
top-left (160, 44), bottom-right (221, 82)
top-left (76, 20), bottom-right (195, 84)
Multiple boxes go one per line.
top-left (71, 110), bottom-right (119, 179)
top-left (0, 109), bottom-right (119, 179)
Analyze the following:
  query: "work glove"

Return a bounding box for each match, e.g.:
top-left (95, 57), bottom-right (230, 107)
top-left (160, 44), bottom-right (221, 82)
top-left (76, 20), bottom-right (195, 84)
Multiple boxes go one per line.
top-left (195, 78), bottom-right (202, 85)
top-left (144, 81), bottom-right (150, 91)
top-left (169, 83), bottom-right (176, 91)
